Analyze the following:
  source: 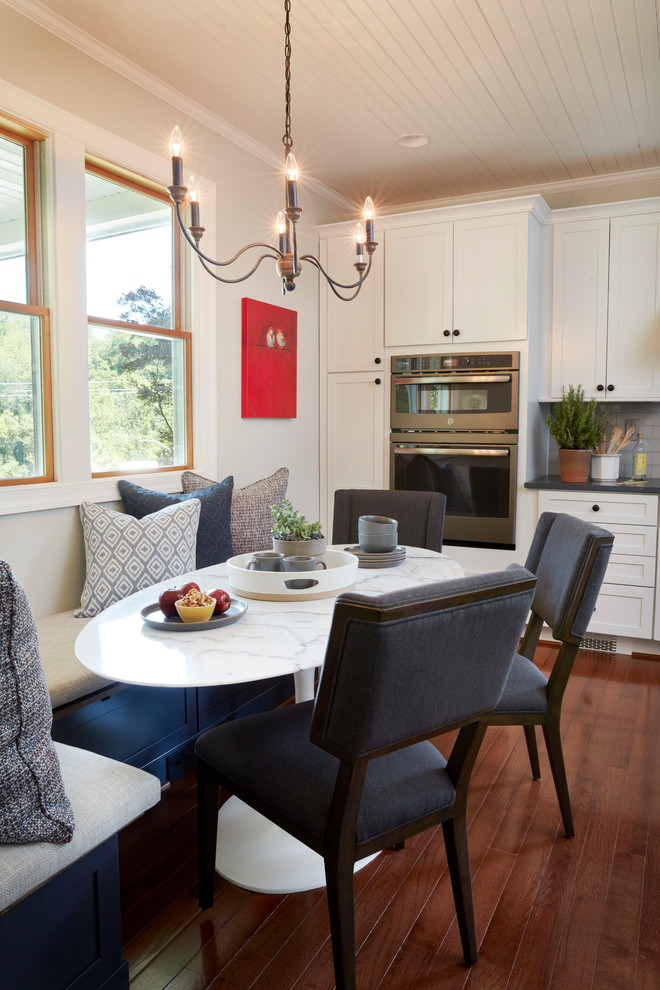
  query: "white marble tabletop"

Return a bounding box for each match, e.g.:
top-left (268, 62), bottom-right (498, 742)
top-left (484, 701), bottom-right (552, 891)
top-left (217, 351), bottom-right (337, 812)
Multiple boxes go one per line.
top-left (75, 546), bottom-right (464, 691)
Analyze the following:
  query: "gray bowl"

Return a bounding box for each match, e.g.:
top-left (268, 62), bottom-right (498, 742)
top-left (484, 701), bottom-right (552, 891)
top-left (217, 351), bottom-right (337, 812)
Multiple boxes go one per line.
top-left (358, 531), bottom-right (398, 553)
top-left (358, 515), bottom-right (398, 534)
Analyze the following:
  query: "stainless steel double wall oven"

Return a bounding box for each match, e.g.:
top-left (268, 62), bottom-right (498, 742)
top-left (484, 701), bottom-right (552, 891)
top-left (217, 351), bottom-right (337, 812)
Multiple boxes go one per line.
top-left (390, 352), bottom-right (520, 549)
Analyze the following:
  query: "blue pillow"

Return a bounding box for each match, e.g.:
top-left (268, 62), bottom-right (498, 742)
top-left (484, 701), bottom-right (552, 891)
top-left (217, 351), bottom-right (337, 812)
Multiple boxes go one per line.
top-left (118, 477), bottom-right (234, 568)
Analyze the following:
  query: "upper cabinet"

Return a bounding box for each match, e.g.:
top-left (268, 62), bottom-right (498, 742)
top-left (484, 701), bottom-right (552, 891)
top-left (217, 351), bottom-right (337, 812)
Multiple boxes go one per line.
top-left (319, 234), bottom-right (384, 373)
top-left (549, 207), bottom-right (660, 400)
top-left (384, 208), bottom-right (542, 348)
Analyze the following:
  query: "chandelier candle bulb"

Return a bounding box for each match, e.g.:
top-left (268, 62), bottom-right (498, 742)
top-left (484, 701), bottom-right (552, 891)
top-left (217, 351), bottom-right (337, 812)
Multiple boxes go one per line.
top-left (285, 153), bottom-right (298, 208)
top-left (187, 176), bottom-right (200, 227)
top-left (169, 125), bottom-right (184, 186)
top-left (276, 211), bottom-right (286, 254)
top-left (355, 222), bottom-right (366, 264)
top-left (364, 196), bottom-right (375, 243)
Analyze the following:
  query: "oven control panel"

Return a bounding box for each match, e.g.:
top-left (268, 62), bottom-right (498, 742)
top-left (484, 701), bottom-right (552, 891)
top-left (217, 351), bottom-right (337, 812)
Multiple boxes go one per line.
top-left (392, 352), bottom-right (519, 372)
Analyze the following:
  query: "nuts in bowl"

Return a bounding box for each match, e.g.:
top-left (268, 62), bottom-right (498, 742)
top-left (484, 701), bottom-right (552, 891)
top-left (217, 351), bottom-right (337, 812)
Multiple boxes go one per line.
top-left (175, 588), bottom-right (216, 623)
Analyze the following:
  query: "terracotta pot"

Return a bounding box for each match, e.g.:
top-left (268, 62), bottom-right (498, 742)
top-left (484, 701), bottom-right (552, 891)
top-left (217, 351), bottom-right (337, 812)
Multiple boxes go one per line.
top-left (558, 448), bottom-right (592, 483)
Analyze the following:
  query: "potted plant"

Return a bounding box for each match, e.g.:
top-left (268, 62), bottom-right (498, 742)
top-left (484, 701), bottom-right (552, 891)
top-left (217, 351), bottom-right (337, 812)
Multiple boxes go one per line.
top-left (546, 384), bottom-right (608, 483)
top-left (271, 498), bottom-right (327, 557)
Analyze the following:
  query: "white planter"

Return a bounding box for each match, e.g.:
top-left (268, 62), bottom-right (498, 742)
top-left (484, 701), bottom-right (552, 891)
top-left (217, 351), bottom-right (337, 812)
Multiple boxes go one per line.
top-left (591, 454), bottom-right (621, 481)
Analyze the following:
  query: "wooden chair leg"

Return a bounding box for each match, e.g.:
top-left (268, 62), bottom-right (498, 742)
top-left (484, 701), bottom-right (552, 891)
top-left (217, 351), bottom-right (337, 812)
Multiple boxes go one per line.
top-left (197, 760), bottom-right (219, 909)
top-left (324, 851), bottom-right (358, 990)
top-left (441, 816), bottom-right (478, 966)
top-left (542, 719), bottom-right (575, 837)
top-left (524, 724), bottom-right (541, 779)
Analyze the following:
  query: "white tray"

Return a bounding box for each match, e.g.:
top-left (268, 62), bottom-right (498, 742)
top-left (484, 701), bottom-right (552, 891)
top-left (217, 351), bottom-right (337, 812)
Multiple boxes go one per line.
top-left (227, 550), bottom-right (358, 601)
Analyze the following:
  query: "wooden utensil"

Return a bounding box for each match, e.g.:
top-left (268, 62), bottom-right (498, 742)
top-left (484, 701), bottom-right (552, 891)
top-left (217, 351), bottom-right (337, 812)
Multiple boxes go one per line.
top-left (612, 424), bottom-right (636, 454)
top-left (607, 426), bottom-right (623, 453)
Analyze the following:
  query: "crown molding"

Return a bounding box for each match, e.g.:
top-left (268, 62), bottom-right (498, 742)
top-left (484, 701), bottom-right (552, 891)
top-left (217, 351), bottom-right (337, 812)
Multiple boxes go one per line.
top-left (2, 0), bottom-right (354, 211)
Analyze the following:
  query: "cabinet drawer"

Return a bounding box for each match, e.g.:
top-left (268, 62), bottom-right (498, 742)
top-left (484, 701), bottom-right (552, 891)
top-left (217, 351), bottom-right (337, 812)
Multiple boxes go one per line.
top-left (590, 584), bottom-right (654, 639)
top-left (605, 553), bottom-right (656, 587)
top-left (538, 490), bottom-right (658, 527)
top-left (607, 523), bottom-right (657, 557)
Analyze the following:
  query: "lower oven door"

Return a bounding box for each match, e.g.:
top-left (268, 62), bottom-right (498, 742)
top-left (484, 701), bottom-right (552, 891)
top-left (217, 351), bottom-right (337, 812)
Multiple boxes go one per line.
top-left (390, 436), bottom-right (518, 549)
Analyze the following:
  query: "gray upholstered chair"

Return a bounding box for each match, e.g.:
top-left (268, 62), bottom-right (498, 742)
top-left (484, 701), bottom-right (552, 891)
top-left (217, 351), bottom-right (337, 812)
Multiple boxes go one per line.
top-left (484, 512), bottom-right (614, 837)
top-left (332, 488), bottom-right (447, 550)
top-left (195, 568), bottom-right (536, 990)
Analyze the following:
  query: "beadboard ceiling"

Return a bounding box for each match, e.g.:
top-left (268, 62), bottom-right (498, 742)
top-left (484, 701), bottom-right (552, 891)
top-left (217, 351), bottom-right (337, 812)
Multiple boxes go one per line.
top-left (7, 0), bottom-right (660, 212)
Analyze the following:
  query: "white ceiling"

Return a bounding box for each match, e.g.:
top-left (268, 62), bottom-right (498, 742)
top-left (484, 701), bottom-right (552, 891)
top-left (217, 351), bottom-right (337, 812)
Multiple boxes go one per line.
top-left (7, 0), bottom-right (660, 213)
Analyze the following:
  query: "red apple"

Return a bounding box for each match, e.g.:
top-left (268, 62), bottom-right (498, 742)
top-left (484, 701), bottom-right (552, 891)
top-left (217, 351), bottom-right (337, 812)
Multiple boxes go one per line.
top-left (180, 581), bottom-right (200, 596)
top-left (209, 589), bottom-right (231, 615)
top-left (158, 588), bottom-right (181, 617)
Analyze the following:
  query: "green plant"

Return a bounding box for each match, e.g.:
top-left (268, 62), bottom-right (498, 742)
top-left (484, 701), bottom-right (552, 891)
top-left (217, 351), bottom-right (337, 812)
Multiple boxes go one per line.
top-left (271, 498), bottom-right (323, 540)
top-left (546, 385), bottom-right (608, 450)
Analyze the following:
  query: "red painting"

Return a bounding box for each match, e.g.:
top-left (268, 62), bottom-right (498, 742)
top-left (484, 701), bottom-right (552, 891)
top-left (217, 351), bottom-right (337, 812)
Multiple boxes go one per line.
top-left (241, 298), bottom-right (297, 418)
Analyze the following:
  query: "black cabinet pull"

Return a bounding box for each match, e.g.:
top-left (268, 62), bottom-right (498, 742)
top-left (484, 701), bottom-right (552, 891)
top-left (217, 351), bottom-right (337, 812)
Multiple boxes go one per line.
top-left (443, 330), bottom-right (451, 337)
top-left (374, 357), bottom-right (381, 364)
top-left (596, 384), bottom-right (604, 391)
top-left (607, 384), bottom-right (615, 391)
top-left (375, 378), bottom-right (381, 385)
top-left (452, 329), bottom-right (460, 336)
top-left (592, 504), bottom-right (600, 512)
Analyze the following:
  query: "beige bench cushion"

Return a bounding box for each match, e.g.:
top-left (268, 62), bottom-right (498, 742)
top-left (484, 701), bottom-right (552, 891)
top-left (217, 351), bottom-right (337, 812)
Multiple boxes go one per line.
top-left (0, 742), bottom-right (161, 912)
top-left (36, 611), bottom-right (114, 709)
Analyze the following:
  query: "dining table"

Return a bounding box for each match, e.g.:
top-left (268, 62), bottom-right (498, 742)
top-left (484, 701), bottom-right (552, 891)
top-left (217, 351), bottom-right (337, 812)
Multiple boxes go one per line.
top-left (75, 545), bottom-right (464, 894)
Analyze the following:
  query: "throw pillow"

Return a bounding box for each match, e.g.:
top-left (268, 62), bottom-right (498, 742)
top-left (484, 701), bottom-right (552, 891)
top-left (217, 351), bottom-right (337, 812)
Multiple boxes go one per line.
top-left (182, 467), bottom-right (289, 555)
top-left (75, 498), bottom-right (201, 617)
top-left (118, 476), bottom-right (233, 569)
top-left (0, 561), bottom-right (75, 844)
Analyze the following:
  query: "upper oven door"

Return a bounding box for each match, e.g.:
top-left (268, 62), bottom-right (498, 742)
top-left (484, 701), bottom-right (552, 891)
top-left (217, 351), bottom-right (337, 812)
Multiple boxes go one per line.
top-left (391, 370), bottom-right (518, 432)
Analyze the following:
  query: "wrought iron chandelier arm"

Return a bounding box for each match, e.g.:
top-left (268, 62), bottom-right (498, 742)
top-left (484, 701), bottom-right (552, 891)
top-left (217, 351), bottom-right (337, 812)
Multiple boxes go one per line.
top-left (175, 203), bottom-right (283, 266)
top-left (195, 251), bottom-right (282, 285)
top-left (300, 252), bottom-right (372, 291)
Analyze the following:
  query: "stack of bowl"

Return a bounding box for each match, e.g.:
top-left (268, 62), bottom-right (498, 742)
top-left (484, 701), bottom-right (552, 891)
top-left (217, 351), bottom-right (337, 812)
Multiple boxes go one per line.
top-left (358, 515), bottom-right (398, 553)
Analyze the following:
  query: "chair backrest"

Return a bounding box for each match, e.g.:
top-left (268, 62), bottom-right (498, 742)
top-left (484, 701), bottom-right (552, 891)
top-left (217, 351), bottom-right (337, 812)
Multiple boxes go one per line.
top-left (332, 489), bottom-right (447, 551)
top-left (311, 568), bottom-right (536, 761)
top-left (524, 512), bottom-right (614, 645)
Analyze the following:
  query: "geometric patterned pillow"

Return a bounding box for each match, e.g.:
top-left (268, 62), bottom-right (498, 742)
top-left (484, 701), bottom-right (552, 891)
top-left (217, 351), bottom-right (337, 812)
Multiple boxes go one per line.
top-left (181, 467), bottom-right (289, 555)
top-left (117, 476), bottom-right (233, 568)
top-left (75, 498), bottom-right (201, 618)
top-left (0, 560), bottom-right (75, 844)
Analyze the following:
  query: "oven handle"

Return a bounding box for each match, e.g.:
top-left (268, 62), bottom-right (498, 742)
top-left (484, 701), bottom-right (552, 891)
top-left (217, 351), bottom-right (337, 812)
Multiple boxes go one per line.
top-left (394, 446), bottom-right (509, 457)
top-left (392, 374), bottom-right (512, 385)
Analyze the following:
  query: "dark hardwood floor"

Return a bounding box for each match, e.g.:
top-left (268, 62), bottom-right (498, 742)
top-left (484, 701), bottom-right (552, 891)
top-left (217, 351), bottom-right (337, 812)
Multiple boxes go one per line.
top-left (119, 646), bottom-right (660, 989)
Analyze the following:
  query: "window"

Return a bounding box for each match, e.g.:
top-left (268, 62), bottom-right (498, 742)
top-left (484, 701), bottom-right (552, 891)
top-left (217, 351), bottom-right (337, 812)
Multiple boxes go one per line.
top-left (0, 125), bottom-right (53, 484)
top-left (85, 163), bottom-right (191, 475)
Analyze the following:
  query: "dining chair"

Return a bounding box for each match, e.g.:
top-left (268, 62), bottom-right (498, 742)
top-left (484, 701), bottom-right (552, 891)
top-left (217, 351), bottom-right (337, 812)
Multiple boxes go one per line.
top-left (484, 511), bottom-right (614, 837)
top-left (195, 567), bottom-right (536, 990)
top-left (331, 488), bottom-right (447, 550)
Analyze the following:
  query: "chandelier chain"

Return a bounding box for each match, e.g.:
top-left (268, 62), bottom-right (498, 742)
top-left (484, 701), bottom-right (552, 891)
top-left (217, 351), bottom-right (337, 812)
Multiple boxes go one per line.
top-left (283, 0), bottom-right (293, 154)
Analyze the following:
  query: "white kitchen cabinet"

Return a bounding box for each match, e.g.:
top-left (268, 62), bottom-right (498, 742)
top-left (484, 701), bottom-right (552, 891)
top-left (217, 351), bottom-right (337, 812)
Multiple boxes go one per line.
top-left (549, 209), bottom-right (660, 400)
top-left (384, 210), bottom-right (534, 348)
top-left (319, 234), bottom-right (384, 373)
top-left (324, 371), bottom-right (386, 533)
top-left (537, 490), bottom-right (658, 640)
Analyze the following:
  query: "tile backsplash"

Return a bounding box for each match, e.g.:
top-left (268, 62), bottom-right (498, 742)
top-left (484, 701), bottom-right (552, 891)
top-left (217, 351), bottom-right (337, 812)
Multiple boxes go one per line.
top-left (545, 402), bottom-right (660, 479)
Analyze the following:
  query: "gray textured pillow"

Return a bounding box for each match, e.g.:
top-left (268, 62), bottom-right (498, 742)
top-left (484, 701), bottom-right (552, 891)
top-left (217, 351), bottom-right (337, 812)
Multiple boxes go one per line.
top-left (75, 498), bottom-right (201, 617)
top-left (182, 467), bottom-right (289, 555)
top-left (0, 561), bottom-right (75, 844)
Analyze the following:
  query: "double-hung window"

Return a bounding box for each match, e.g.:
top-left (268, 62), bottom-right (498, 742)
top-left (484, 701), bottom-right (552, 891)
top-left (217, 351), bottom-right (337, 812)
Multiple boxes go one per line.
top-left (0, 124), bottom-right (53, 485)
top-left (85, 162), bottom-right (191, 476)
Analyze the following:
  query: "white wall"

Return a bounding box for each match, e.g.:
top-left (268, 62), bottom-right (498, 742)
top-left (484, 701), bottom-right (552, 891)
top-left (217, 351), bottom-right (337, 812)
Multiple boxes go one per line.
top-left (0, 5), bottom-right (342, 614)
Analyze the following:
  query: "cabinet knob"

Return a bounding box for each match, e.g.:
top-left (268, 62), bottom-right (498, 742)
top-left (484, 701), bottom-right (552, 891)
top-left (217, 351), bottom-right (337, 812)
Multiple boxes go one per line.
top-left (443, 330), bottom-right (451, 337)
top-left (592, 504), bottom-right (600, 512)
top-left (607, 384), bottom-right (615, 391)
top-left (374, 357), bottom-right (381, 364)
top-left (374, 378), bottom-right (381, 385)
top-left (596, 384), bottom-right (605, 392)
top-left (452, 329), bottom-right (460, 336)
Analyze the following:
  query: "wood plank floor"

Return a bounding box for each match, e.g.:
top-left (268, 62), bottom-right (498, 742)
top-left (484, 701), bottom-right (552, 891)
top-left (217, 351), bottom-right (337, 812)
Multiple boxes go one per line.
top-left (119, 646), bottom-right (660, 989)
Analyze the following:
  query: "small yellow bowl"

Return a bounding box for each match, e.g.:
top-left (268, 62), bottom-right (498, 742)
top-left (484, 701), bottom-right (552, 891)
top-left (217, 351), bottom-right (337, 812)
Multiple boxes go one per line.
top-left (175, 600), bottom-right (215, 623)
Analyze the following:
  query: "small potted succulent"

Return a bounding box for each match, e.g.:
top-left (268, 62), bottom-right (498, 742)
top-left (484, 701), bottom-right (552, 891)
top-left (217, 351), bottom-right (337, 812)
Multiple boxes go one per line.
top-left (546, 384), bottom-right (608, 483)
top-left (271, 498), bottom-right (327, 557)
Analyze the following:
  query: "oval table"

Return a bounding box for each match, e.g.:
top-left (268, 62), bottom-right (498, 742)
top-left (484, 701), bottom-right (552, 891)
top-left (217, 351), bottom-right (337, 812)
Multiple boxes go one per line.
top-left (75, 546), bottom-right (463, 893)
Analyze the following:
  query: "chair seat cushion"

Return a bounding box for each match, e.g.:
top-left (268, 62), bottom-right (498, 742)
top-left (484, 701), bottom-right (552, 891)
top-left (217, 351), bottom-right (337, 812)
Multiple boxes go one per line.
top-left (491, 653), bottom-right (548, 714)
top-left (195, 701), bottom-right (455, 846)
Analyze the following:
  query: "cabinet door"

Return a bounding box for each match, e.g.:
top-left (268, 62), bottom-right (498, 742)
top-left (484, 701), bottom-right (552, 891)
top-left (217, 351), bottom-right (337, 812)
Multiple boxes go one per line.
top-left (607, 213), bottom-right (660, 399)
top-left (453, 213), bottom-right (528, 342)
top-left (550, 219), bottom-right (610, 399)
top-left (325, 372), bottom-right (385, 531)
top-left (320, 235), bottom-right (384, 373)
top-left (384, 222), bottom-right (452, 347)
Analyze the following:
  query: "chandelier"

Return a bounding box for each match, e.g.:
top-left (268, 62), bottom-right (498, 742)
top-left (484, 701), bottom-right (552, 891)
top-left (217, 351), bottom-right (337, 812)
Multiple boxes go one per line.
top-left (167, 0), bottom-right (377, 301)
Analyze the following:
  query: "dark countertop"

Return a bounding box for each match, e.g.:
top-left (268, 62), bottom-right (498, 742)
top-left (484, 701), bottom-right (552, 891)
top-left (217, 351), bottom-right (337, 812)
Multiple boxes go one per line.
top-left (525, 474), bottom-right (660, 495)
